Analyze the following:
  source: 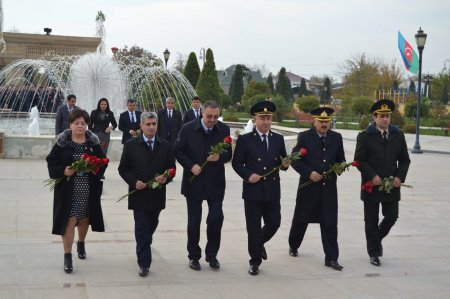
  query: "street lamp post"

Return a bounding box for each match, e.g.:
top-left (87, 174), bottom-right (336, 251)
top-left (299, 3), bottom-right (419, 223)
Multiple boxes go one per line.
top-left (163, 48), bottom-right (170, 67)
top-left (412, 27), bottom-right (427, 154)
top-left (199, 48), bottom-right (206, 64)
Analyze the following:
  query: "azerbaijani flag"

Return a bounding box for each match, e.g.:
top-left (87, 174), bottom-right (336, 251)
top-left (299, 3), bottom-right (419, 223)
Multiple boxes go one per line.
top-left (398, 31), bottom-right (419, 74)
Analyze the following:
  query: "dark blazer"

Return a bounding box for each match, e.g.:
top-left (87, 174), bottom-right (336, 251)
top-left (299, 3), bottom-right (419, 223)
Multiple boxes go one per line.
top-left (157, 108), bottom-right (182, 144)
top-left (183, 108), bottom-right (202, 125)
top-left (173, 120), bottom-right (232, 200)
top-left (55, 104), bottom-right (79, 135)
top-left (88, 110), bottom-right (118, 133)
top-left (232, 129), bottom-right (287, 202)
top-left (118, 135), bottom-right (176, 211)
top-left (354, 123), bottom-right (410, 203)
top-left (118, 110), bottom-right (142, 144)
top-left (46, 130), bottom-right (107, 235)
top-left (291, 128), bottom-right (345, 225)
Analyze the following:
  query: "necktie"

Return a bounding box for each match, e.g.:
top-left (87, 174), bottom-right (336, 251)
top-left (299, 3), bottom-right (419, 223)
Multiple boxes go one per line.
top-left (131, 112), bottom-right (135, 123)
top-left (68, 107), bottom-right (72, 113)
top-left (206, 128), bottom-right (211, 134)
top-left (383, 131), bottom-right (388, 142)
top-left (321, 136), bottom-right (326, 143)
top-left (147, 140), bottom-right (153, 151)
top-left (195, 110), bottom-right (199, 118)
top-left (262, 134), bottom-right (268, 152)
top-left (168, 110), bottom-right (172, 119)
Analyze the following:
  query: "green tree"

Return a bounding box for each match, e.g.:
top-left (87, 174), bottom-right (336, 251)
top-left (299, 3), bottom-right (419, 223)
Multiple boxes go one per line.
top-left (409, 80), bottom-right (416, 93)
top-left (275, 67), bottom-right (293, 101)
top-left (196, 48), bottom-right (223, 101)
top-left (299, 78), bottom-right (307, 97)
top-left (441, 83), bottom-right (449, 105)
top-left (404, 97), bottom-right (431, 118)
top-left (271, 95), bottom-right (291, 122)
top-left (322, 77), bottom-right (331, 103)
top-left (350, 96), bottom-right (373, 116)
top-left (296, 96), bottom-right (320, 113)
top-left (229, 64), bottom-right (244, 104)
top-left (116, 45), bottom-right (162, 66)
top-left (390, 109), bottom-right (405, 128)
top-left (183, 52), bottom-right (200, 88)
top-left (267, 73), bottom-right (275, 94)
top-left (392, 80), bottom-right (399, 91)
top-left (241, 80), bottom-right (271, 111)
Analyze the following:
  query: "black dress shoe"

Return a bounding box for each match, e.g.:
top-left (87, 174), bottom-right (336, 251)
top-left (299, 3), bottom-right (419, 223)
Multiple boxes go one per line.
top-left (139, 267), bottom-right (149, 277)
top-left (370, 256), bottom-right (381, 266)
top-left (205, 257), bottom-right (220, 270)
top-left (325, 260), bottom-right (343, 271)
top-left (64, 253), bottom-right (73, 273)
top-left (77, 241), bottom-right (86, 259)
top-left (189, 259), bottom-right (201, 271)
top-left (248, 264), bottom-right (259, 275)
top-left (261, 246), bottom-right (267, 260)
top-left (289, 248), bottom-right (298, 257)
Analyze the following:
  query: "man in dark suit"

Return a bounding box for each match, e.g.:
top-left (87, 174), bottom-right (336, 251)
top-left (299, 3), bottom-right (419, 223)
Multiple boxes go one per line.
top-left (232, 100), bottom-right (289, 275)
top-left (118, 111), bottom-right (176, 277)
top-left (157, 97), bottom-right (182, 145)
top-left (354, 99), bottom-right (410, 267)
top-left (118, 99), bottom-right (142, 144)
top-left (288, 107), bottom-right (346, 271)
top-left (173, 100), bottom-right (232, 271)
top-left (182, 96), bottom-right (202, 125)
top-left (55, 94), bottom-right (77, 135)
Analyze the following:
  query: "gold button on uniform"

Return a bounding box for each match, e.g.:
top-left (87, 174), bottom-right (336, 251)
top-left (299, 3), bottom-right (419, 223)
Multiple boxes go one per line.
top-left (323, 159), bottom-right (326, 162)
top-left (323, 182), bottom-right (326, 186)
top-left (263, 167), bottom-right (267, 170)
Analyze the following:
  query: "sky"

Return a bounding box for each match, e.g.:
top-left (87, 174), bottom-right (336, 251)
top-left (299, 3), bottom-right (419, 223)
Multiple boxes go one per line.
top-left (3, 0), bottom-right (450, 82)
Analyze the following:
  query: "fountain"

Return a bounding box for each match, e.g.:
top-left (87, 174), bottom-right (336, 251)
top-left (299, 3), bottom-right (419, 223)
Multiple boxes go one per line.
top-left (0, 53), bottom-right (196, 135)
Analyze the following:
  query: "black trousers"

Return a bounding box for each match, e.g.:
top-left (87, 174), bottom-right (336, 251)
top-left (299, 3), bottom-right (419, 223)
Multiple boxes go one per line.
top-left (244, 199), bottom-right (281, 266)
top-left (364, 200), bottom-right (398, 257)
top-left (186, 197), bottom-right (224, 260)
top-left (288, 221), bottom-right (339, 261)
top-left (133, 209), bottom-right (161, 268)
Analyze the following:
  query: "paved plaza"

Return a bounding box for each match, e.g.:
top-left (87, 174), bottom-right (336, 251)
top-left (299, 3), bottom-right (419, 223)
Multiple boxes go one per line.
top-left (1, 129), bottom-right (450, 299)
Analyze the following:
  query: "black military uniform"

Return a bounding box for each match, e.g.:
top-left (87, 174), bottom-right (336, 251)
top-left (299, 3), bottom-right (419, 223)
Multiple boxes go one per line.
top-left (232, 100), bottom-right (288, 275)
top-left (288, 107), bottom-right (345, 271)
top-left (354, 99), bottom-right (410, 266)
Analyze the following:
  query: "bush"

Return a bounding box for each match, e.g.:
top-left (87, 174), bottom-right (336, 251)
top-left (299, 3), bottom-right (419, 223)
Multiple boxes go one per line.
top-left (390, 110), bottom-right (405, 129)
top-left (296, 96), bottom-right (319, 113)
top-left (271, 95), bottom-right (292, 122)
top-left (359, 115), bottom-right (371, 129)
top-left (403, 123), bottom-right (416, 133)
top-left (404, 97), bottom-right (431, 118)
top-left (350, 96), bottom-right (373, 116)
top-left (241, 94), bottom-right (270, 112)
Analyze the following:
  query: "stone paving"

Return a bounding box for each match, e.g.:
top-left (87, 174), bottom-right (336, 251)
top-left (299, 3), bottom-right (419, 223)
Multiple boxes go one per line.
top-left (1, 129), bottom-right (450, 299)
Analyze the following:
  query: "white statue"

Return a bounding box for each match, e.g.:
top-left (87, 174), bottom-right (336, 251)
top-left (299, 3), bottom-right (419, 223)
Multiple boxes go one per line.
top-left (28, 106), bottom-right (40, 136)
top-left (244, 119), bottom-right (254, 133)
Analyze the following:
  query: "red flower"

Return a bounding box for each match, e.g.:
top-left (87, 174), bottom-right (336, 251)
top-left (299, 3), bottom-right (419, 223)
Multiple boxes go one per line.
top-left (168, 167), bottom-right (176, 177)
top-left (102, 143), bottom-right (108, 148)
top-left (224, 136), bottom-right (232, 144)
top-left (351, 161), bottom-right (360, 167)
top-left (81, 153), bottom-right (89, 160)
top-left (361, 180), bottom-right (373, 193)
top-left (102, 158), bottom-right (110, 164)
top-left (93, 167), bottom-right (100, 173)
top-left (300, 147), bottom-right (307, 157)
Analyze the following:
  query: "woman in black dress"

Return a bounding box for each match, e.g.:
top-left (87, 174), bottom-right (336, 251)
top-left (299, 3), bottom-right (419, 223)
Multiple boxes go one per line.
top-left (89, 98), bottom-right (117, 154)
top-left (47, 109), bottom-right (107, 273)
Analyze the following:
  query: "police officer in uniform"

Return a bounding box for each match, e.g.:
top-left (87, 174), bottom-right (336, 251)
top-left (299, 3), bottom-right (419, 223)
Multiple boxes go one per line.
top-left (232, 100), bottom-right (289, 275)
top-left (288, 107), bottom-right (345, 271)
top-left (354, 99), bottom-right (410, 266)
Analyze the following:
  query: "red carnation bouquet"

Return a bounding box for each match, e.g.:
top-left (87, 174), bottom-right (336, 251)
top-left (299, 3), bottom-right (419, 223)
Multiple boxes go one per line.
top-left (260, 147), bottom-right (307, 178)
top-left (44, 154), bottom-right (109, 191)
top-left (189, 135), bottom-right (232, 183)
top-left (362, 176), bottom-right (413, 194)
top-left (297, 160), bottom-right (360, 190)
top-left (117, 167), bottom-right (176, 202)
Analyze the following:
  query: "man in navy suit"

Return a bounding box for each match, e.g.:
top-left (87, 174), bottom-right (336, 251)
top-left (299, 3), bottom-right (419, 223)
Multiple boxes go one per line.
top-left (232, 100), bottom-right (290, 275)
top-left (288, 107), bottom-right (345, 271)
top-left (118, 99), bottom-right (142, 144)
top-left (118, 111), bottom-right (176, 277)
top-left (173, 100), bottom-right (232, 271)
top-left (182, 96), bottom-right (202, 125)
top-left (55, 94), bottom-right (77, 135)
top-left (157, 97), bottom-right (182, 145)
